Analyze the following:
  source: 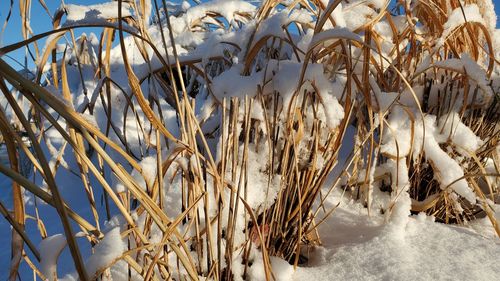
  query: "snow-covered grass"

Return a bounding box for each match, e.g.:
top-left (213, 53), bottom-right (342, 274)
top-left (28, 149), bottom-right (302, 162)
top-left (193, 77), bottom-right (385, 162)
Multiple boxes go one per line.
top-left (0, 0), bottom-right (499, 280)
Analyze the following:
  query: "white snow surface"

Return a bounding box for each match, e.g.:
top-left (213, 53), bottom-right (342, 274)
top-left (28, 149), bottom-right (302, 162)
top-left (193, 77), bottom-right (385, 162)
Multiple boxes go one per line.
top-left (249, 256), bottom-right (294, 281)
top-left (62, 2), bottom-right (133, 23)
top-left (293, 192), bottom-right (500, 281)
top-left (59, 228), bottom-right (127, 281)
top-left (84, 227), bottom-right (126, 279)
top-left (39, 234), bottom-right (68, 280)
top-left (381, 107), bottom-right (479, 204)
top-left (440, 4), bottom-right (486, 45)
top-left (438, 112), bottom-right (483, 155)
top-left (1, 1), bottom-right (499, 280)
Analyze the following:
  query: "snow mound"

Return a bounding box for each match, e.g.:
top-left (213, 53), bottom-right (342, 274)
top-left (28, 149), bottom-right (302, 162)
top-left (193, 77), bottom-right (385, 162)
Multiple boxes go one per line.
top-left (294, 199), bottom-right (500, 281)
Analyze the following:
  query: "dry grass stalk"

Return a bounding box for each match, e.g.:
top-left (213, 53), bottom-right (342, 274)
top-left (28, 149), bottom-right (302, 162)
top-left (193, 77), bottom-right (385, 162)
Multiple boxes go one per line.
top-left (0, 0), bottom-right (498, 280)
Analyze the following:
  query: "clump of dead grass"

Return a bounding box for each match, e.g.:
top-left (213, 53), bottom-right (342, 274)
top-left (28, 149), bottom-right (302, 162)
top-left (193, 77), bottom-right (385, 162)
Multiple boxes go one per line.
top-left (0, 0), bottom-right (498, 280)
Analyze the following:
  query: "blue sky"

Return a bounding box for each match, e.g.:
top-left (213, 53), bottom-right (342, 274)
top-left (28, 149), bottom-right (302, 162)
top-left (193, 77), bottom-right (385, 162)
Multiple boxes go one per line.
top-left (0, 0), bottom-right (499, 70)
top-left (0, 0), bottom-right (105, 69)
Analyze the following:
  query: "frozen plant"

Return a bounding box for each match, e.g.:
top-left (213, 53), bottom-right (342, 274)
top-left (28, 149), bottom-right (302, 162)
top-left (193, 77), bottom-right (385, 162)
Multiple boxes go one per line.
top-left (0, 0), bottom-right (498, 281)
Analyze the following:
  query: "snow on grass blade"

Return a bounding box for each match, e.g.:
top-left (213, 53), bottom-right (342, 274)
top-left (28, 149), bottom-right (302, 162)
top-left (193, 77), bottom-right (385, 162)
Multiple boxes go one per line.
top-left (0, 1), bottom-right (498, 280)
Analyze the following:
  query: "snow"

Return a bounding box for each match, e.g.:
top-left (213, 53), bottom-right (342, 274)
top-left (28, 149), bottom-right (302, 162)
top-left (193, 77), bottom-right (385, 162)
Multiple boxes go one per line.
top-left (478, 0), bottom-right (497, 32)
top-left (62, 2), bottom-right (133, 23)
top-left (39, 234), bottom-right (67, 281)
top-left (211, 65), bottom-right (263, 100)
top-left (1, 0), bottom-right (499, 280)
top-left (386, 158), bottom-right (411, 233)
top-left (55, 228), bottom-right (126, 281)
top-left (460, 54), bottom-right (493, 99)
top-left (248, 256), bottom-right (293, 281)
top-left (128, 156), bottom-right (158, 192)
top-left (415, 115), bottom-right (476, 204)
top-left (438, 112), bottom-right (483, 155)
top-left (310, 27), bottom-right (363, 48)
top-left (440, 5), bottom-right (486, 43)
top-left (432, 55), bottom-right (491, 97)
top-left (181, 1), bottom-right (191, 11)
top-left (342, 0), bottom-right (388, 31)
top-left (330, 3), bottom-right (346, 28)
top-left (380, 106), bottom-right (414, 158)
top-left (484, 157), bottom-right (499, 191)
top-left (253, 11), bottom-right (289, 43)
top-left (83, 227), bottom-right (126, 279)
top-left (372, 90), bottom-right (399, 113)
top-left (381, 107), bottom-right (477, 203)
top-left (180, 0), bottom-right (256, 28)
top-left (293, 192), bottom-right (500, 281)
top-left (211, 60), bottom-right (344, 129)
